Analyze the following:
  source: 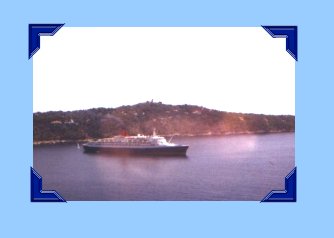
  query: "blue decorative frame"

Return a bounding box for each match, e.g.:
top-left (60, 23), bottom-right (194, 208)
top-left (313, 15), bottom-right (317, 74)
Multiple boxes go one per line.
top-left (260, 26), bottom-right (297, 202)
top-left (262, 26), bottom-right (298, 61)
top-left (261, 167), bottom-right (297, 202)
top-left (30, 23), bottom-right (66, 202)
top-left (28, 23), bottom-right (64, 59)
top-left (31, 167), bottom-right (66, 202)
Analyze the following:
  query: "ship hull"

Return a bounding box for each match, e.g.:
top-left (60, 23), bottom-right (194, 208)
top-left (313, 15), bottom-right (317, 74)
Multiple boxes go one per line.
top-left (83, 144), bottom-right (188, 156)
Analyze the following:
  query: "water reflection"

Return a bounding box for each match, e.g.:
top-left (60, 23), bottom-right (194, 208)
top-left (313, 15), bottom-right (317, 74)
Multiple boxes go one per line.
top-left (34, 133), bottom-right (295, 201)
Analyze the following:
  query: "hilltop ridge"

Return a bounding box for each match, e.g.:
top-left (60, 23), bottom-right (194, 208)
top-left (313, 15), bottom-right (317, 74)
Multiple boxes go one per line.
top-left (33, 102), bottom-right (294, 143)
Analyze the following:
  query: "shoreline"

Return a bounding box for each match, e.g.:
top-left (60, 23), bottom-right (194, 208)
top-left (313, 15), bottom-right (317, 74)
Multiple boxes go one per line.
top-left (33, 130), bottom-right (294, 145)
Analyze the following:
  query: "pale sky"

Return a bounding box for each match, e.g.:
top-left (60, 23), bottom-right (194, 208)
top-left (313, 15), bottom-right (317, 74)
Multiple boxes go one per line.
top-left (33, 27), bottom-right (295, 115)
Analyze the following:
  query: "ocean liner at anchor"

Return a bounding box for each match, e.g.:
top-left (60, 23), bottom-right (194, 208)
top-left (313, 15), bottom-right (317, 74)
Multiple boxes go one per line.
top-left (82, 130), bottom-right (188, 156)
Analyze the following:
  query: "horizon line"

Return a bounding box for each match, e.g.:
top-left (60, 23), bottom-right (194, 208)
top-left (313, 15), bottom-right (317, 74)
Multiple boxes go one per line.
top-left (33, 102), bottom-right (295, 116)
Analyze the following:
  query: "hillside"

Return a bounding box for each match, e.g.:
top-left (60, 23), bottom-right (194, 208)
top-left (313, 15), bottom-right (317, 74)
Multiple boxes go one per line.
top-left (33, 102), bottom-right (295, 143)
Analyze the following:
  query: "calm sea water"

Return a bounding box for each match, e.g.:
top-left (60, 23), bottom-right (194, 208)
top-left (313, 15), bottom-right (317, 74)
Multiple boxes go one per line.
top-left (33, 133), bottom-right (294, 201)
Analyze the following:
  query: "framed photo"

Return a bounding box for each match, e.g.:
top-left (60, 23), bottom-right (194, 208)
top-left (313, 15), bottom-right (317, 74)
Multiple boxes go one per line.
top-left (32, 26), bottom-right (295, 201)
top-left (9, 1), bottom-right (332, 237)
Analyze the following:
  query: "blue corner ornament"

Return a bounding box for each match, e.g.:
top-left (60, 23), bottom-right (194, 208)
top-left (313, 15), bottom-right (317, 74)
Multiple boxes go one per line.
top-left (262, 26), bottom-right (298, 61)
top-left (261, 167), bottom-right (296, 202)
top-left (28, 24), bottom-right (64, 59)
top-left (31, 167), bottom-right (66, 202)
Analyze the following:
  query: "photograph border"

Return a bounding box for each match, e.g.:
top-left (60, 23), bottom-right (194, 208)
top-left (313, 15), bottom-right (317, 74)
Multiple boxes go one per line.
top-left (6, 0), bottom-right (334, 237)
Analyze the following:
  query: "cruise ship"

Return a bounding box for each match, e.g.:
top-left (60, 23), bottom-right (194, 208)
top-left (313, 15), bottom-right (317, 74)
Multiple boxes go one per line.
top-left (82, 130), bottom-right (188, 156)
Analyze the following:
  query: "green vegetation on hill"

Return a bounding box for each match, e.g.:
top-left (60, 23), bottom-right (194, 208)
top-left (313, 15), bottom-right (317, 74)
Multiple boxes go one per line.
top-left (33, 102), bottom-right (295, 142)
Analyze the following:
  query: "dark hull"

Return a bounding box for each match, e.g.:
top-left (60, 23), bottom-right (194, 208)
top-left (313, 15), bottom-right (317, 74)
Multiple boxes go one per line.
top-left (83, 144), bottom-right (188, 156)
